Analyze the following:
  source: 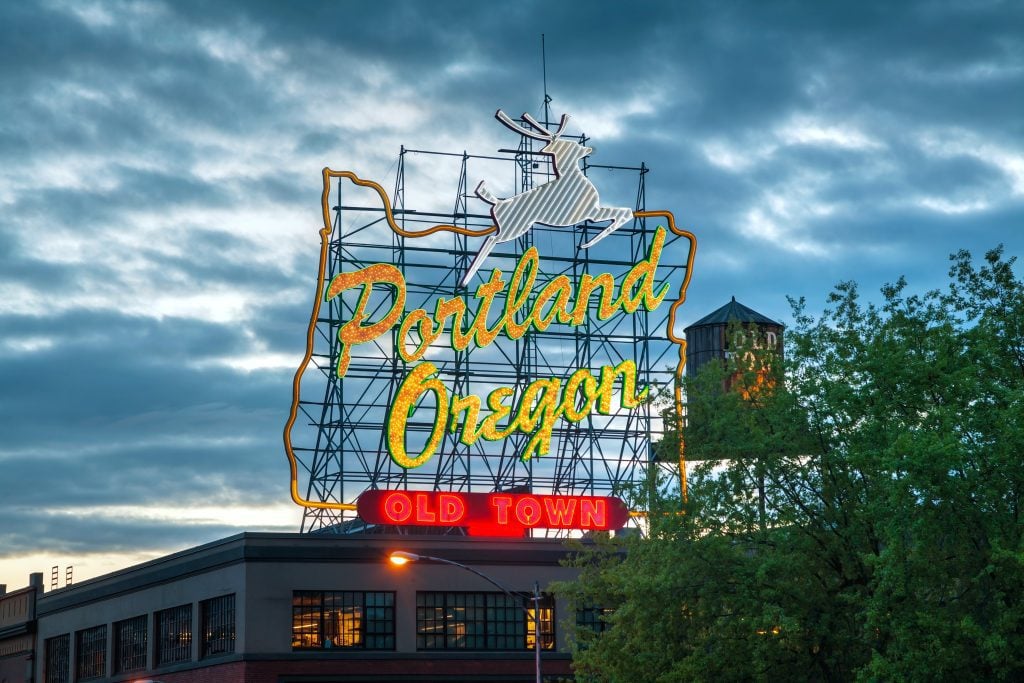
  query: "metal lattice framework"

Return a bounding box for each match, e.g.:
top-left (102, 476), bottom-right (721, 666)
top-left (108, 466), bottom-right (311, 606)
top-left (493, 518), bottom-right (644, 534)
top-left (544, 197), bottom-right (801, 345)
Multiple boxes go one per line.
top-left (289, 117), bottom-right (692, 534)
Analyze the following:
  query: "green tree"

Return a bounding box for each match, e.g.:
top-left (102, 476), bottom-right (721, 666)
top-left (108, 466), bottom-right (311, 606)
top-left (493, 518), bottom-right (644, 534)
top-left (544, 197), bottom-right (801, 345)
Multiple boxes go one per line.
top-left (556, 247), bottom-right (1024, 682)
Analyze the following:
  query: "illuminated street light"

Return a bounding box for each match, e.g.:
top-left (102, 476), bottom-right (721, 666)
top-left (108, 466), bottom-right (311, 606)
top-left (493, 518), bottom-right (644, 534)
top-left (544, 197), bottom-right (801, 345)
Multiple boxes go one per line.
top-left (388, 551), bottom-right (543, 683)
top-left (388, 551), bottom-right (415, 566)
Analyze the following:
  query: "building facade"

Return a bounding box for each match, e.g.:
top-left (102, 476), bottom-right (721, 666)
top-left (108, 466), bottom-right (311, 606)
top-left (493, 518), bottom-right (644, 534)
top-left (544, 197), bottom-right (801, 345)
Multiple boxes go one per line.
top-left (16, 533), bottom-right (584, 683)
top-left (0, 577), bottom-right (39, 683)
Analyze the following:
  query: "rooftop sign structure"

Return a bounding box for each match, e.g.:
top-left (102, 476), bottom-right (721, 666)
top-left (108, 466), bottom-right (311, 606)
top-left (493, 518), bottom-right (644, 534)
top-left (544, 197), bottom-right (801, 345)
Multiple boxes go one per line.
top-left (284, 110), bottom-right (697, 534)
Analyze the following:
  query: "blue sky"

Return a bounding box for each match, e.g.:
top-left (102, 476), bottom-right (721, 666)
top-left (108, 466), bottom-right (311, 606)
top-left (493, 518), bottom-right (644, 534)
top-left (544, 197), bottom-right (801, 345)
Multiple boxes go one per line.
top-left (1, 0), bottom-right (1022, 588)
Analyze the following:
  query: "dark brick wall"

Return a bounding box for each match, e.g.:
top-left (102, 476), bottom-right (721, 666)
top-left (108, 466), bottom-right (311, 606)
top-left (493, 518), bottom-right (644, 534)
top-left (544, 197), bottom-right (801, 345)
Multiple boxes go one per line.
top-left (151, 657), bottom-right (572, 682)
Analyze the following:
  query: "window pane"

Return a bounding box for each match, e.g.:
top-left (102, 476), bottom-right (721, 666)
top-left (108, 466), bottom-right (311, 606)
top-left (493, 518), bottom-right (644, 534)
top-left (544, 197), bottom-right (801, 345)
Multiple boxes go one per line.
top-left (200, 594), bottom-right (235, 658)
top-left (417, 591), bottom-right (554, 651)
top-left (155, 603), bottom-right (192, 665)
top-left (488, 593), bottom-right (522, 649)
top-left (576, 606), bottom-right (614, 634)
top-left (292, 591), bottom-right (394, 651)
top-left (292, 590), bottom-right (322, 649)
top-left (113, 614), bottom-right (147, 673)
top-left (44, 634), bottom-right (70, 683)
top-left (75, 625), bottom-right (106, 681)
top-left (526, 595), bottom-right (556, 650)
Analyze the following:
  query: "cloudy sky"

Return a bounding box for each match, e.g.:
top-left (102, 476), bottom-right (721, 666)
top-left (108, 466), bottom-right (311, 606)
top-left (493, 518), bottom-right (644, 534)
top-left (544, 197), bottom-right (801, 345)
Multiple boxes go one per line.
top-left (2, 0), bottom-right (1022, 589)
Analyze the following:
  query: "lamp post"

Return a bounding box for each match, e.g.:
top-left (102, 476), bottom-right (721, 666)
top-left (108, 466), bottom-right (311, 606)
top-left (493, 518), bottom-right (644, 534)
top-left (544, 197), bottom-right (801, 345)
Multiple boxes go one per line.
top-left (389, 551), bottom-right (543, 683)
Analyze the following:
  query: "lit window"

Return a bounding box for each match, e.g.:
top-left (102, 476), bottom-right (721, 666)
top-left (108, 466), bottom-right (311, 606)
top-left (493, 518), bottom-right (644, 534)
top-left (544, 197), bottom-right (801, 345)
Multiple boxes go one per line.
top-left (416, 591), bottom-right (554, 650)
top-left (292, 591), bottom-right (395, 650)
top-left (527, 598), bottom-right (556, 650)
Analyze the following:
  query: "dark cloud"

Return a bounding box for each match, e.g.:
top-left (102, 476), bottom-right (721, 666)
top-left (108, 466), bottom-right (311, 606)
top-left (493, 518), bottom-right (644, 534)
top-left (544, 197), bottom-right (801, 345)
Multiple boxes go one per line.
top-left (0, 314), bottom-right (285, 431)
top-left (0, 437), bottom-right (284, 510)
top-left (247, 300), bottom-right (315, 354)
top-left (1, 0), bottom-right (1023, 580)
top-left (0, 308), bottom-right (293, 533)
top-left (0, 229), bottom-right (76, 289)
top-left (141, 231), bottom-right (303, 291)
top-left (0, 507), bottom-right (288, 558)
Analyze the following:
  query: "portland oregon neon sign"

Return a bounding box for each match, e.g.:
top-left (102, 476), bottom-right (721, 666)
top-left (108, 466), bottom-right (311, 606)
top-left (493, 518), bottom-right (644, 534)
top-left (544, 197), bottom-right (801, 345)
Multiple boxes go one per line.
top-left (283, 109), bottom-right (697, 533)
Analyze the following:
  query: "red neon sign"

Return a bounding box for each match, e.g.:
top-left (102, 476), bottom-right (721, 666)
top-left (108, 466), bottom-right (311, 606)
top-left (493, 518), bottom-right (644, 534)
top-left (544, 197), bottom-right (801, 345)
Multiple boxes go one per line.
top-left (356, 490), bottom-right (629, 536)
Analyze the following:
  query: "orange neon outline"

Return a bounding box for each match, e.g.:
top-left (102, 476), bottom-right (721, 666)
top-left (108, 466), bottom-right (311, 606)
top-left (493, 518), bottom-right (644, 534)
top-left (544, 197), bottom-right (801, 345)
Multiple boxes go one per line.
top-left (635, 210), bottom-right (697, 503)
top-left (283, 171), bottom-right (696, 511)
top-left (324, 169), bottom-right (497, 240)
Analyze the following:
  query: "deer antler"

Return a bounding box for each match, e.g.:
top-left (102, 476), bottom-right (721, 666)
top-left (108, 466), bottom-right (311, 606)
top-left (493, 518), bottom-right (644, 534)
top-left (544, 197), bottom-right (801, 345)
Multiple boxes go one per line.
top-left (521, 113), bottom-right (551, 137)
top-left (494, 109), bottom-right (552, 141)
top-left (523, 112), bottom-right (570, 139)
top-left (552, 113), bottom-right (569, 137)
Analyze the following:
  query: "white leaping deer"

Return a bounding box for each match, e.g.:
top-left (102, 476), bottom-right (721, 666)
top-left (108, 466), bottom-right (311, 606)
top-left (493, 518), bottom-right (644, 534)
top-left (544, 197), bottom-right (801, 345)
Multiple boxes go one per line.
top-left (462, 110), bottom-right (634, 287)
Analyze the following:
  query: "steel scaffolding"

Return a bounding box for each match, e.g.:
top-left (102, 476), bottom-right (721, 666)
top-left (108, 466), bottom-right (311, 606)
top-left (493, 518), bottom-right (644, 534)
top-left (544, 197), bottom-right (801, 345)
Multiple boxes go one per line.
top-left (290, 116), bottom-right (691, 534)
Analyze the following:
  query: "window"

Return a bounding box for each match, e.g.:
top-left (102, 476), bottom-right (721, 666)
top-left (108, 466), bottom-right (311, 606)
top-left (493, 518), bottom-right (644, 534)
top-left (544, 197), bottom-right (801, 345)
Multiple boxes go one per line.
top-left (155, 603), bottom-right (192, 666)
top-left (527, 595), bottom-right (556, 651)
top-left (113, 614), bottom-right (147, 673)
top-left (576, 606), bottom-right (614, 634)
top-left (416, 592), bottom-right (555, 650)
top-left (75, 625), bottom-right (106, 681)
top-left (44, 634), bottom-right (70, 683)
top-left (200, 594), bottom-right (235, 658)
top-left (292, 591), bottom-right (395, 650)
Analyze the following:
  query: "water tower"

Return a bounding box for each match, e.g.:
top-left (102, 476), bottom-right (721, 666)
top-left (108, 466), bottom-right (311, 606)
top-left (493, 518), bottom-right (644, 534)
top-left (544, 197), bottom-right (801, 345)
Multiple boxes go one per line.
top-left (684, 296), bottom-right (784, 381)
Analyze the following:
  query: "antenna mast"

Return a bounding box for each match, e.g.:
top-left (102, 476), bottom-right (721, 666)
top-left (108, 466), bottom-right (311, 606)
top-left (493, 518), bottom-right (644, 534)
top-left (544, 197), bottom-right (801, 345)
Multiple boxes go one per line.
top-left (541, 34), bottom-right (552, 125)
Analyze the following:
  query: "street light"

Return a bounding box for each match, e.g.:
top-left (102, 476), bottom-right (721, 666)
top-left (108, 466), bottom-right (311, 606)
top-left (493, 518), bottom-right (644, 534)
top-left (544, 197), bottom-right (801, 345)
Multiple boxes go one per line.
top-left (388, 551), bottom-right (544, 683)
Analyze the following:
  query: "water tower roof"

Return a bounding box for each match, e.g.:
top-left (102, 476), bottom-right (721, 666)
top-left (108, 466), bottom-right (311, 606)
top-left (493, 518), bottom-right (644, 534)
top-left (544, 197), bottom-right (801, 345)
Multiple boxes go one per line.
top-left (685, 296), bottom-right (782, 330)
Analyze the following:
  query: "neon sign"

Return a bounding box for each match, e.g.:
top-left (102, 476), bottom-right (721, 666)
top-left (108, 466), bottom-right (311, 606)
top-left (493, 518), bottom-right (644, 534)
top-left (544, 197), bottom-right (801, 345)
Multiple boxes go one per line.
top-left (357, 490), bottom-right (629, 536)
top-left (327, 227), bottom-right (669, 467)
top-left (328, 228), bottom-right (669, 375)
top-left (463, 111), bottom-right (634, 285)
top-left (283, 109), bottom-right (698, 515)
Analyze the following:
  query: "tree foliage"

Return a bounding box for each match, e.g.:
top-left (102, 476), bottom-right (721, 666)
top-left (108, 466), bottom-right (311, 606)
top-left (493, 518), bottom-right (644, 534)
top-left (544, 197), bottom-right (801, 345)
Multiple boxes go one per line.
top-left (556, 247), bottom-right (1024, 682)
